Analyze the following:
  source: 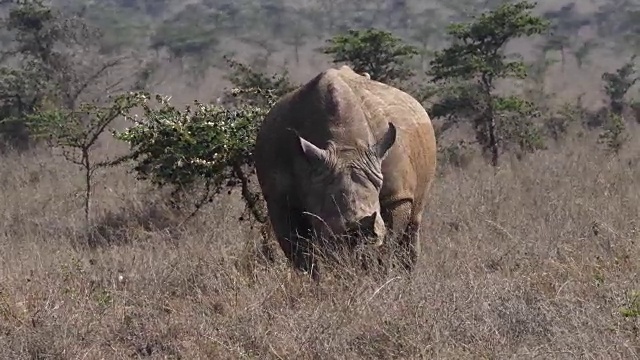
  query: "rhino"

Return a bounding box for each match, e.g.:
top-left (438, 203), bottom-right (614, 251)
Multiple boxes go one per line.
top-left (254, 65), bottom-right (437, 280)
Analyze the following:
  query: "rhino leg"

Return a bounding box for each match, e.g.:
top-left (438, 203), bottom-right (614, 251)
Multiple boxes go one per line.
top-left (400, 219), bottom-right (421, 272)
top-left (266, 200), bottom-right (320, 281)
top-left (381, 199), bottom-right (420, 272)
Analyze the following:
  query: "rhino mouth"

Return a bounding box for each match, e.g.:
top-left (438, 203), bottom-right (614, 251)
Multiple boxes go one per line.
top-left (344, 225), bottom-right (384, 247)
top-left (303, 211), bottom-right (384, 247)
top-left (349, 234), bottom-right (384, 247)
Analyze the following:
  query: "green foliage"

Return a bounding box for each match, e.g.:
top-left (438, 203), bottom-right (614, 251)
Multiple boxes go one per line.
top-left (29, 93), bottom-right (145, 152)
top-left (493, 96), bottom-right (545, 154)
top-left (113, 90), bottom-right (278, 223)
top-left (429, 1), bottom-right (549, 82)
top-left (429, 81), bottom-right (484, 123)
top-left (602, 56), bottom-right (638, 116)
top-left (619, 290), bottom-right (640, 318)
top-left (0, 64), bottom-right (50, 150)
top-left (0, 0), bottom-right (67, 150)
top-left (598, 113), bottom-right (628, 154)
top-left (111, 58), bottom-right (296, 223)
top-left (428, 1), bottom-right (550, 166)
top-left (543, 98), bottom-right (583, 141)
top-left (321, 28), bottom-right (419, 84)
top-left (114, 94), bottom-right (261, 188)
top-left (437, 140), bottom-right (472, 170)
top-left (223, 56), bottom-right (296, 107)
top-left (0, 0), bottom-right (126, 151)
top-left (26, 92), bottom-right (146, 227)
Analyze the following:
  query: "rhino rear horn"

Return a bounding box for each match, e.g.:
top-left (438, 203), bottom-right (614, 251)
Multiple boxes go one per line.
top-left (373, 122), bottom-right (396, 159)
top-left (298, 136), bottom-right (329, 164)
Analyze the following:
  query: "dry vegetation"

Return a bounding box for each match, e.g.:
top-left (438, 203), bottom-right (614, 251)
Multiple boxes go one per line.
top-left (1, 125), bottom-right (639, 358)
top-left (1, 0), bottom-right (640, 358)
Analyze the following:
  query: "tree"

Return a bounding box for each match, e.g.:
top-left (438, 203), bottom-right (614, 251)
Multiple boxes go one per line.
top-left (27, 93), bottom-right (145, 230)
top-left (113, 93), bottom-right (266, 221)
top-left (114, 58), bottom-right (295, 224)
top-left (0, 0), bottom-right (131, 151)
top-left (602, 56), bottom-right (638, 116)
top-left (222, 56), bottom-right (296, 108)
top-left (593, 0), bottom-right (640, 52)
top-left (573, 39), bottom-right (598, 69)
top-left (282, 9), bottom-right (310, 65)
top-left (428, 1), bottom-right (550, 166)
top-left (598, 113), bottom-right (628, 154)
top-left (321, 28), bottom-right (419, 84)
top-left (150, 4), bottom-right (219, 69)
top-left (542, 32), bottom-right (570, 70)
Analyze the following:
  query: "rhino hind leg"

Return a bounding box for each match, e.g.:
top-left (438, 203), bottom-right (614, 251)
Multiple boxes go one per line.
top-left (266, 201), bottom-right (320, 280)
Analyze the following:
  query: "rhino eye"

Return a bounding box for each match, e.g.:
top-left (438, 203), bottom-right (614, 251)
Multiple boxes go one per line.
top-left (309, 162), bottom-right (335, 178)
top-left (363, 169), bottom-right (383, 188)
top-left (351, 169), bottom-right (379, 188)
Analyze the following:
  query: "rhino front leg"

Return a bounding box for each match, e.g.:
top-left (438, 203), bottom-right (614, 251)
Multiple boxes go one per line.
top-left (380, 199), bottom-right (413, 270)
top-left (400, 219), bottom-right (421, 273)
top-left (381, 200), bottom-right (424, 273)
top-left (266, 201), bottom-right (320, 281)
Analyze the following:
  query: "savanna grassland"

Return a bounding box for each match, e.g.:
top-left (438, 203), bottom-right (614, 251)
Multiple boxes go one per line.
top-left (1, 0), bottom-right (640, 358)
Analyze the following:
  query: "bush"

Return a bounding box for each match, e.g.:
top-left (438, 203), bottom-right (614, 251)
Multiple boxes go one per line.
top-left (113, 89), bottom-right (280, 223)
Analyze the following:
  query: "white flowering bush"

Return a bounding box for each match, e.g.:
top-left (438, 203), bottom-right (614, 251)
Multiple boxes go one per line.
top-left (113, 89), bottom-right (279, 222)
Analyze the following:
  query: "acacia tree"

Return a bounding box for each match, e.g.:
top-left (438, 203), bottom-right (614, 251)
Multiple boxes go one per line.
top-left (542, 32), bottom-right (571, 70)
top-left (282, 8), bottom-right (310, 65)
top-left (28, 93), bottom-right (146, 230)
top-left (428, 1), bottom-right (550, 166)
top-left (597, 56), bottom-right (638, 152)
top-left (573, 39), bottom-right (598, 69)
top-left (602, 55), bottom-right (638, 116)
top-left (321, 28), bottom-right (419, 85)
top-left (0, 0), bottom-right (131, 151)
top-left (150, 3), bottom-right (219, 78)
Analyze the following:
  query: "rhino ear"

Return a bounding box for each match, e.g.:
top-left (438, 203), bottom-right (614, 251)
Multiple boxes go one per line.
top-left (373, 122), bottom-right (396, 159)
top-left (298, 136), bottom-right (328, 164)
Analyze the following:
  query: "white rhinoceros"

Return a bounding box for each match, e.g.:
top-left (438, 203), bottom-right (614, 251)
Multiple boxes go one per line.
top-left (254, 65), bottom-right (437, 280)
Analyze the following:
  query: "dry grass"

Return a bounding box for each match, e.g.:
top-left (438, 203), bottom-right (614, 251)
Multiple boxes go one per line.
top-left (1, 123), bottom-right (639, 359)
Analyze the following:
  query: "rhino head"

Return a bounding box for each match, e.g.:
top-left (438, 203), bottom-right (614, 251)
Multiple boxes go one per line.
top-left (296, 122), bottom-right (397, 247)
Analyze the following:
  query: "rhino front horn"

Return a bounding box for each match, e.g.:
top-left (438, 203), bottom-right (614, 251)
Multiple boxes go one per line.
top-left (358, 212), bottom-right (377, 235)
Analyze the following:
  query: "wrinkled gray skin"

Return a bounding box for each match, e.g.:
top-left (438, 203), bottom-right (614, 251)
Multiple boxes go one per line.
top-left (254, 65), bottom-right (437, 280)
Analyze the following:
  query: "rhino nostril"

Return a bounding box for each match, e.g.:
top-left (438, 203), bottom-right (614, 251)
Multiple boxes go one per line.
top-left (345, 217), bottom-right (378, 239)
top-left (345, 223), bottom-right (361, 236)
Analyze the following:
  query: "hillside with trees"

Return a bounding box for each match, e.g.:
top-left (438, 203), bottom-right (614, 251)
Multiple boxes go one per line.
top-left (1, 0), bottom-right (639, 358)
